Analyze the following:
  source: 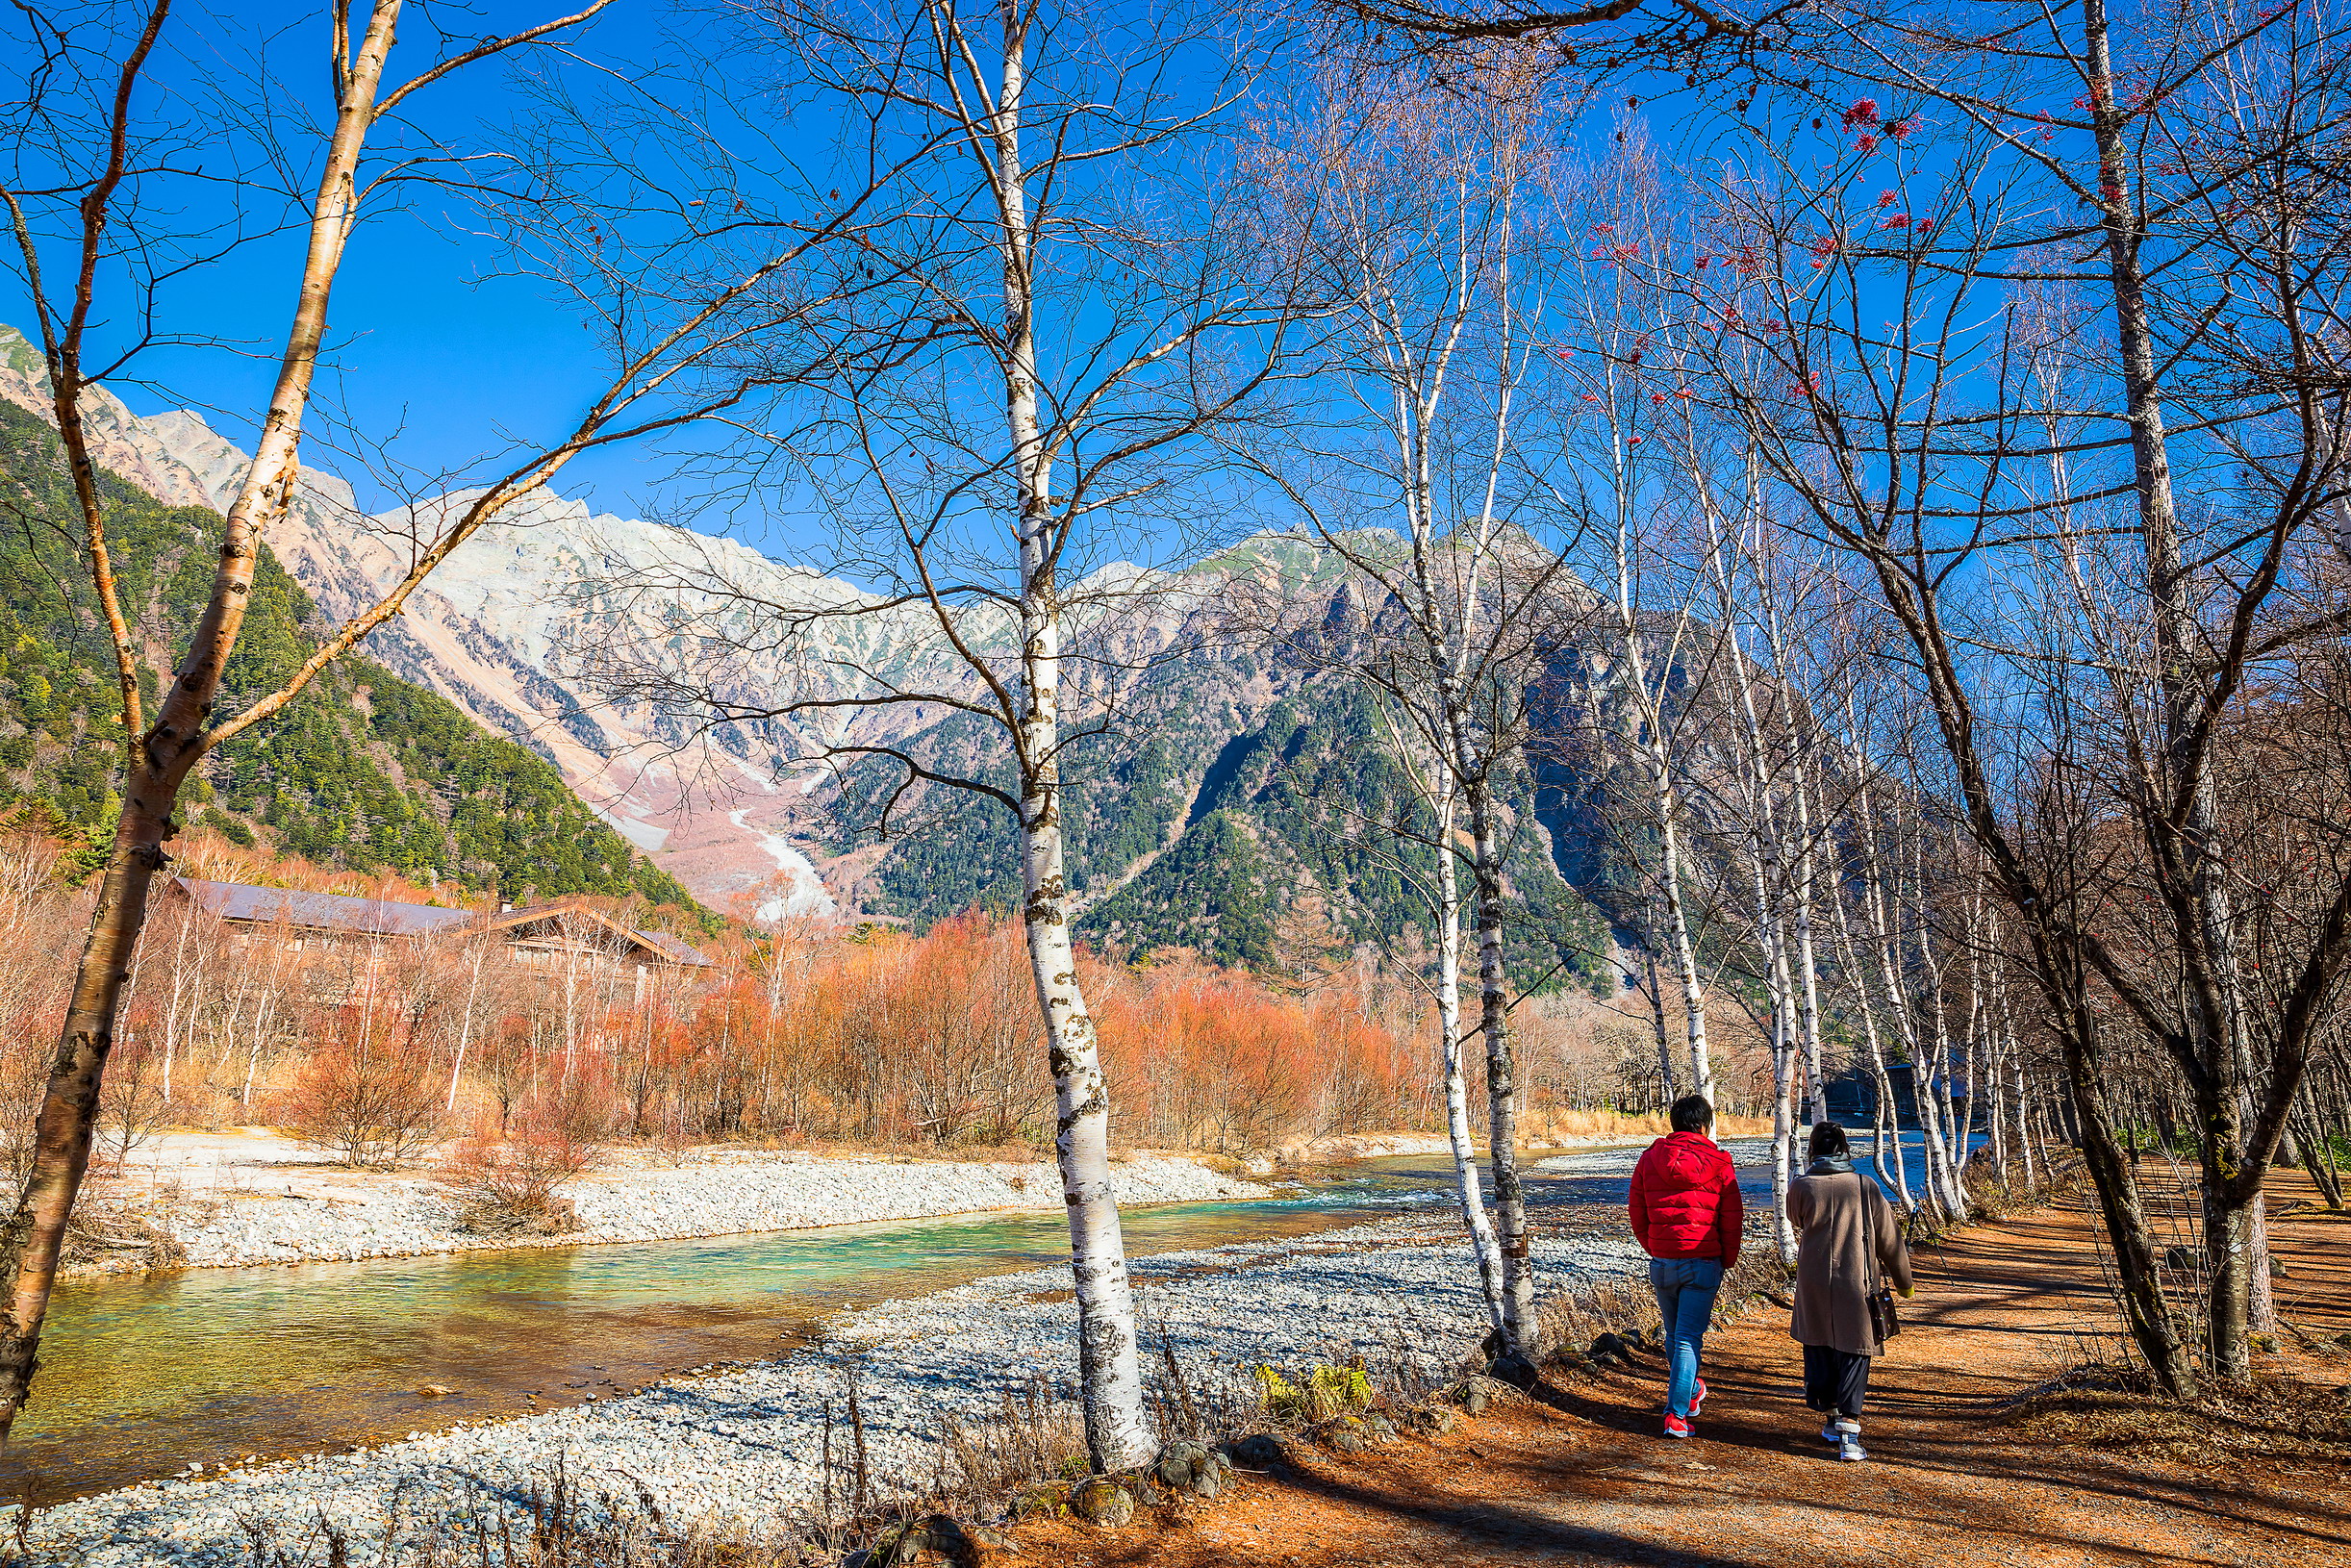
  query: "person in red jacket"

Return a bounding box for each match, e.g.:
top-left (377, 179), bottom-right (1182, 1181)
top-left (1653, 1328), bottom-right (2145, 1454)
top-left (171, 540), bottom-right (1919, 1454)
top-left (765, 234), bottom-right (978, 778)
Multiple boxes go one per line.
top-left (1628, 1094), bottom-right (1743, 1439)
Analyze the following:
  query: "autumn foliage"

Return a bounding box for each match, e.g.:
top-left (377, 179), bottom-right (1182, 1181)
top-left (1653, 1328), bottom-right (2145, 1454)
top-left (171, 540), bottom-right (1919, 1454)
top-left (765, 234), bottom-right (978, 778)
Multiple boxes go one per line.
top-left (654, 913), bottom-right (1432, 1152)
top-left (276, 1010), bottom-right (445, 1169)
top-left (0, 815), bottom-right (1742, 1163)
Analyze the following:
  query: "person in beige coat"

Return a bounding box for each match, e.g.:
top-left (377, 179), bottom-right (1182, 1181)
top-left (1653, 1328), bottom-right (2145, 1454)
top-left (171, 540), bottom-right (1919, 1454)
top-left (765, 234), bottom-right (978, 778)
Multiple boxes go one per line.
top-left (1786, 1121), bottom-right (1913, 1462)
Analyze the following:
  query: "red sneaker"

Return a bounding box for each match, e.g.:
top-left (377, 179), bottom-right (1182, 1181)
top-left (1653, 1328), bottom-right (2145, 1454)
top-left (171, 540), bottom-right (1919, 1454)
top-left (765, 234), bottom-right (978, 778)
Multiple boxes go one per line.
top-left (1690, 1378), bottom-right (1707, 1416)
top-left (1662, 1414), bottom-right (1693, 1439)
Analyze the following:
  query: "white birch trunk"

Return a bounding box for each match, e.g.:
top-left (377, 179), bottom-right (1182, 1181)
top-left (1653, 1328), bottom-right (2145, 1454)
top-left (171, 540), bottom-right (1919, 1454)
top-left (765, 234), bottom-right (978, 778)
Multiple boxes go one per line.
top-left (1917, 839), bottom-right (1969, 1216)
top-left (994, 13), bottom-right (1148, 1468)
top-left (1461, 791), bottom-right (1537, 1359)
top-left (242, 986), bottom-right (273, 1110)
top-left (1986, 962), bottom-right (2010, 1183)
top-left (1854, 780), bottom-right (1949, 1216)
top-left (446, 940), bottom-right (488, 1117)
top-left (1831, 854), bottom-right (1909, 1205)
top-left (159, 911), bottom-right (196, 1103)
top-left (1702, 502), bottom-right (1797, 1255)
top-left (1787, 751), bottom-right (1827, 1126)
top-left (1753, 540), bottom-right (1827, 1129)
top-left (1609, 531), bottom-right (1711, 1100)
top-left (1432, 769), bottom-right (1505, 1327)
top-left (1764, 904), bottom-right (1799, 1259)
top-left (1642, 938), bottom-right (1677, 1107)
top-left (2013, 1052), bottom-right (2036, 1188)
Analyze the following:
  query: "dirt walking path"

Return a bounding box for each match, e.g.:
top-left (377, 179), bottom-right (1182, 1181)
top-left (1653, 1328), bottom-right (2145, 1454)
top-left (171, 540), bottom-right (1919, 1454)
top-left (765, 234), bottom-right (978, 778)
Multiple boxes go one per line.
top-left (1012, 1184), bottom-right (2351, 1567)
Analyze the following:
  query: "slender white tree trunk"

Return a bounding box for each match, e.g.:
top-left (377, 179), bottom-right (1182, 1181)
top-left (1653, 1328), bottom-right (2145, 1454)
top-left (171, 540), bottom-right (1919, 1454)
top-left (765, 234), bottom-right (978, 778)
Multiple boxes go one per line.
top-left (1701, 493), bottom-right (1799, 1249)
top-left (1787, 752), bottom-right (1827, 1125)
top-left (1021, 686), bottom-right (1148, 1469)
top-left (1763, 907), bottom-right (1799, 1260)
top-left (1985, 956), bottom-right (2010, 1182)
top-left (160, 911), bottom-right (196, 1103)
top-left (1432, 769), bottom-right (1504, 1328)
top-left (1855, 787), bottom-right (1944, 1218)
top-left (2013, 1051), bottom-right (2036, 1189)
top-left (1753, 544), bottom-right (1827, 1128)
top-left (1460, 787), bottom-right (1537, 1361)
top-left (1729, 675), bottom-right (1797, 1253)
top-left (242, 988), bottom-right (272, 1110)
top-left (994, 13), bottom-right (1147, 1468)
top-left (446, 941), bottom-right (488, 1117)
top-left (1918, 841), bottom-right (1969, 1215)
top-left (1609, 564), bottom-right (1710, 1100)
top-left (1642, 937), bottom-right (1677, 1107)
top-left (1831, 858), bottom-right (1909, 1205)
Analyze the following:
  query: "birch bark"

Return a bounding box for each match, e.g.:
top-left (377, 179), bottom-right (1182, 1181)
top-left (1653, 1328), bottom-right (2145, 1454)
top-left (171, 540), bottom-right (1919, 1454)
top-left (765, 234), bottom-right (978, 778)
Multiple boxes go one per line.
top-left (1854, 781), bottom-right (1935, 1215)
top-left (992, 12), bottom-right (1149, 1466)
top-left (446, 938), bottom-right (490, 1117)
top-left (1608, 518), bottom-right (1711, 1100)
top-left (1641, 936), bottom-right (1677, 1106)
top-left (1831, 843), bottom-right (1909, 1205)
top-left (1430, 761), bottom-right (1506, 1326)
top-left (1700, 499), bottom-right (1798, 1253)
top-left (0, 0), bottom-right (407, 1441)
top-left (1459, 779), bottom-right (1537, 1359)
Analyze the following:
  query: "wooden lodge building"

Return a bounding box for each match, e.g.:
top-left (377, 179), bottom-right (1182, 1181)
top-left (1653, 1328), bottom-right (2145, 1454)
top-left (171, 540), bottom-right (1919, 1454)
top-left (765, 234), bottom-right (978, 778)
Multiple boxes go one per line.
top-left (164, 876), bottom-right (709, 1002)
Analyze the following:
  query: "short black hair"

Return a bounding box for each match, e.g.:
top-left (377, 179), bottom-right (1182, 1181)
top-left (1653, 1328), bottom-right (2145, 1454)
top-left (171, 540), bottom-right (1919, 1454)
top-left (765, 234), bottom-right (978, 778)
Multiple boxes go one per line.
top-left (1669, 1095), bottom-right (1714, 1134)
top-left (1808, 1121), bottom-right (1851, 1160)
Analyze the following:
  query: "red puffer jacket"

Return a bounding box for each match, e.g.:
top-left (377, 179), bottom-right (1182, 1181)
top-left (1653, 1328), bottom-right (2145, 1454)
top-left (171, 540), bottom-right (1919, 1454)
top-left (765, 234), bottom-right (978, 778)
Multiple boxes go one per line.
top-left (1629, 1131), bottom-right (1742, 1266)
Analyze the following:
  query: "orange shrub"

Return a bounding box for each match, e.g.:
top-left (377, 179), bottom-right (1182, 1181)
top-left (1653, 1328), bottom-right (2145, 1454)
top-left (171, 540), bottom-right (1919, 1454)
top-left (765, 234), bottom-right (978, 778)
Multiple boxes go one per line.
top-left (276, 1010), bottom-right (445, 1169)
top-left (441, 1109), bottom-right (597, 1234)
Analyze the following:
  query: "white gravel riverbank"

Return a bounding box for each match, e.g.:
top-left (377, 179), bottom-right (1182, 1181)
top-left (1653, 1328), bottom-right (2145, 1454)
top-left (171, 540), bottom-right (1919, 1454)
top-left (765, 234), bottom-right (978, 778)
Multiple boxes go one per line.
top-left (16, 1213), bottom-right (1648, 1565)
top-left (82, 1149), bottom-right (1269, 1273)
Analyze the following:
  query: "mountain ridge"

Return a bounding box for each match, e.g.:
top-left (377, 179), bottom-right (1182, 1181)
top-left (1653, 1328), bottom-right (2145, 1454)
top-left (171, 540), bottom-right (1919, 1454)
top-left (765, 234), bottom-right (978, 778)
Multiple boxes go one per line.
top-left (0, 387), bottom-right (704, 918)
top-left (0, 325), bottom-right (1619, 994)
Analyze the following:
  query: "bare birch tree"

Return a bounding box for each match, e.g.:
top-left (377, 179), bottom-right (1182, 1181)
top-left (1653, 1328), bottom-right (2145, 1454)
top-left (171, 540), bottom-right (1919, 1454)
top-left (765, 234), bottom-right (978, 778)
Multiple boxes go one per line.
top-left (573, 0), bottom-right (1305, 1468)
top-left (1236, 55), bottom-right (1592, 1372)
top-left (0, 0), bottom-right (884, 1441)
top-left (1539, 119), bottom-right (1720, 1107)
top-left (1677, 0), bottom-right (2351, 1386)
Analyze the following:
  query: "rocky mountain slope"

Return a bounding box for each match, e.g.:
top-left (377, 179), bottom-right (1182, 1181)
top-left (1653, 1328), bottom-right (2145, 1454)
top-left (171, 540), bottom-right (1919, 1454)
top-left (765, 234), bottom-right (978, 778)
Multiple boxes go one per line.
top-left (0, 325), bottom-right (1618, 989)
top-left (0, 340), bottom-right (700, 915)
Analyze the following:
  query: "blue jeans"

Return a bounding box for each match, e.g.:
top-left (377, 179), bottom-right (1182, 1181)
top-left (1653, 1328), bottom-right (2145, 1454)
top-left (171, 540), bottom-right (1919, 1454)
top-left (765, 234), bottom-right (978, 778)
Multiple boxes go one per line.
top-left (1649, 1256), bottom-right (1725, 1418)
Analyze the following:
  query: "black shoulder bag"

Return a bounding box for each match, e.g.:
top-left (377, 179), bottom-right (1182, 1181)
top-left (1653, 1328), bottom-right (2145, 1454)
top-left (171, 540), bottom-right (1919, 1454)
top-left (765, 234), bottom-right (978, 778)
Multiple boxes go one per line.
top-left (1862, 1176), bottom-right (1902, 1344)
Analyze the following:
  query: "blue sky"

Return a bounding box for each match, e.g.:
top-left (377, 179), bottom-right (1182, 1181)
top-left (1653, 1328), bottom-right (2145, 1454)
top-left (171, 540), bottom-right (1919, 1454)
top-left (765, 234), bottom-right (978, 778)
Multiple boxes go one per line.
top-left (4, 0), bottom-right (795, 543)
top-left (2, 0), bottom-right (1756, 569)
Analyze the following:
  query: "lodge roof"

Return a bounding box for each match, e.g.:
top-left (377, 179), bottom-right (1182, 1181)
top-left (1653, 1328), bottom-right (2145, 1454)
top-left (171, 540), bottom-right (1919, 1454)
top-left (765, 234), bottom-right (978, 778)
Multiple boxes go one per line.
top-left (170, 876), bottom-right (710, 967)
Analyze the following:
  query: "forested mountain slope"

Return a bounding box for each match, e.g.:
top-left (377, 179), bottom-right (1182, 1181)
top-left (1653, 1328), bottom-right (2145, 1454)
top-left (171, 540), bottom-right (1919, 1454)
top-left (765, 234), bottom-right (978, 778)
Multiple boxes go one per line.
top-left (826, 537), bottom-right (1616, 997)
top-left (0, 325), bottom-right (1626, 987)
top-left (0, 396), bottom-right (701, 913)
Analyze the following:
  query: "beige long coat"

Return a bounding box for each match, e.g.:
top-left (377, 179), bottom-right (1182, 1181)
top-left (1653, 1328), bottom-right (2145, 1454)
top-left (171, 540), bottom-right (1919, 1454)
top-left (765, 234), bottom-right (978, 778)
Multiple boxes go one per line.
top-left (1787, 1166), bottom-right (1914, 1355)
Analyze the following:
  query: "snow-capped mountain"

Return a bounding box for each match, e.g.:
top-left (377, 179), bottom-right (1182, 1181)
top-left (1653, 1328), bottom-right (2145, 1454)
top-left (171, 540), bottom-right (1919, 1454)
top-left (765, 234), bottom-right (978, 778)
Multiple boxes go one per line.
top-left (0, 325), bottom-right (1619, 986)
top-left (0, 326), bottom-right (1279, 920)
top-left (0, 326), bottom-right (873, 914)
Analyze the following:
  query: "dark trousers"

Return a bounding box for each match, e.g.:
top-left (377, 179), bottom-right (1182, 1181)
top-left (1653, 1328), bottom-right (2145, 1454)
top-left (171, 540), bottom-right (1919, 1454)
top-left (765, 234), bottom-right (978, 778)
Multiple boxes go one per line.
top-left (1802, 1343), bottom-right (1870, 1420)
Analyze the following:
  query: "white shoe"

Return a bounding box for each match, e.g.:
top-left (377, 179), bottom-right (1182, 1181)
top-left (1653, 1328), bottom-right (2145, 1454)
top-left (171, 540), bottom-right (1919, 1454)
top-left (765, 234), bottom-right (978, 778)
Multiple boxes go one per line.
top-left (1833, 1422), bottom-right (1866, 1462)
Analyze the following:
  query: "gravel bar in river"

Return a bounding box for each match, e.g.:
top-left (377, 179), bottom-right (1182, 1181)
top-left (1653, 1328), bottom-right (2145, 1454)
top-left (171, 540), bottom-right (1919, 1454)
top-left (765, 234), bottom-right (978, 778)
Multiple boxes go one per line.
top-left (92, 1151), bottom-right (1271, 1274)
top-left (14, 1218), bottom-right (1647, 1565)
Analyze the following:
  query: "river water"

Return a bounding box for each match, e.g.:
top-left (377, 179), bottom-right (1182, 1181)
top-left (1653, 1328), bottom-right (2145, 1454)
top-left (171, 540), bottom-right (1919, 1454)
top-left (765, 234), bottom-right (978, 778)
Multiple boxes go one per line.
top-left (1, 1128), bottom-right (1969, 1506)
top-left (3, 1155), bottom-right (1472, 1505)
